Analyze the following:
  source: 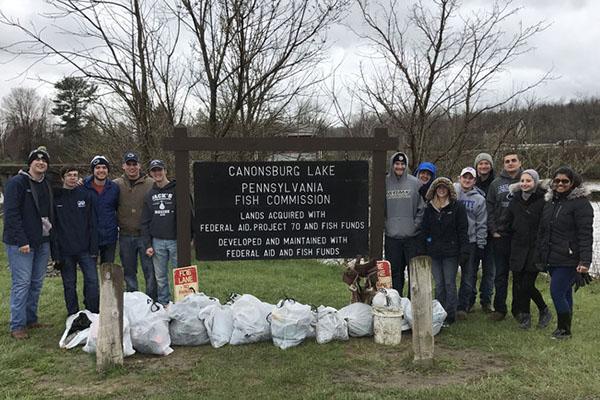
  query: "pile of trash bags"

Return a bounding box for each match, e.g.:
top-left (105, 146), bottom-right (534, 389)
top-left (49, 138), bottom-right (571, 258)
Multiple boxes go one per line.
top-left (59, 291), bottom-right (447, 355)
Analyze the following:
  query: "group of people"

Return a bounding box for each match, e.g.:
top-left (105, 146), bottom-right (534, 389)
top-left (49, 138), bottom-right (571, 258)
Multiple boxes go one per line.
top-left (3, 147), bottom-right (180, 340)
top-left (385, 151), bottom-right (594, 339)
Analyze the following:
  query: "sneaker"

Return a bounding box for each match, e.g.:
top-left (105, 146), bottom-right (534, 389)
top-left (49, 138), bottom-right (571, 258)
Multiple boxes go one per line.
top-left (456, 311), bottom-right (468, 321)
top-left (481, 304), bottom-right (493, 314)
top-left (551, 329), bottom-right (571, 340)
top-left (490, 311), bottom-right (506, 321)
top-left (10, 329), bottom-right (29, 340)
top-left (538, 307), bottom-right (552, 329)
top-left (519, 314), bottom-right (531, 330)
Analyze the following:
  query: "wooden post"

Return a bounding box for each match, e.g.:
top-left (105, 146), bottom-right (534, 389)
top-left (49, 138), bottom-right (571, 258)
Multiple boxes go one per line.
top-left (174, 126), bottom-right (192, 266)
top-left (409, 256), bottom-right (434, 367)
top-left (369, 127), bottom-right (388, 260)
top-left (97, 263), bottom-right (124, 372)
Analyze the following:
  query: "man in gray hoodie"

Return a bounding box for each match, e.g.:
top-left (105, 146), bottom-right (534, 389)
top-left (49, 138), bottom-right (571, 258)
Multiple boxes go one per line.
top-left (454, 167), bottom-right (487, 320)
top-left (385, 152), bottom-right (425, 297)
top-left (487, 152), bottom-right (522, 321)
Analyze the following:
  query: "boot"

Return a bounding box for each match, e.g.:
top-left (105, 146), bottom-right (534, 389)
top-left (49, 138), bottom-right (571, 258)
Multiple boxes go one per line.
top-left (552, 313), bottom-right (572, 340)
top-left (519, 313), bottom-right (531, 330)
top-left (537, 307), bottom-right (552, 329)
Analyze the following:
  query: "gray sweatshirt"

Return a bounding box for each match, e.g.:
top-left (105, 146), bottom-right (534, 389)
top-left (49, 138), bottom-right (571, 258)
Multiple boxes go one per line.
top-left (454, 183), bottom-right (487, 248)
top-left (385, 152), bottom-right (424, 239)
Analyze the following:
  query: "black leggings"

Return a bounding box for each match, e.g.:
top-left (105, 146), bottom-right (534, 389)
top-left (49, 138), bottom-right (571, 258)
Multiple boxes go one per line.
top-left (512, 271), bottom-right (547, 315)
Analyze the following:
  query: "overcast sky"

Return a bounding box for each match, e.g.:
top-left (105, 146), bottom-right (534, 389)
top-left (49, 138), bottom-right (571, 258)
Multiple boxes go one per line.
top-left (1, 0), bottom-right (599, 109)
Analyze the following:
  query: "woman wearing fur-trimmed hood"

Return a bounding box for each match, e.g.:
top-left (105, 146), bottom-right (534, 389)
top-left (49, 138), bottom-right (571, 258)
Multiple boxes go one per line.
top-left (537, 166), bottom-right (594, 340)
top-left (420, 177), bottom-right (469, 326)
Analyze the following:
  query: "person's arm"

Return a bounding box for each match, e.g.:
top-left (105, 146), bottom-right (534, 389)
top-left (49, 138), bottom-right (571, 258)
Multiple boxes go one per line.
top-left (574, 199), bottom-right (594, 270)
top-left (140, 195), bottom-right (154, 256)
top-left (88, 193), bottom-right (99, 256)
top-left (414, 192), bottom-right (425, 230)
top-left (457, 203), bottom-right (470, 252)
top-left (486, 181), bottom-right (499, 236)
top-left (4, 178), bottom-right (29, 249)
top-left (475, 198), bottom-right (488, 249)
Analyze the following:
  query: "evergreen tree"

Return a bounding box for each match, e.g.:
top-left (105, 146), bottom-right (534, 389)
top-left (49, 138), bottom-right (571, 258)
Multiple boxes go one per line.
top-left (51, 77), bottom-right (97, 138)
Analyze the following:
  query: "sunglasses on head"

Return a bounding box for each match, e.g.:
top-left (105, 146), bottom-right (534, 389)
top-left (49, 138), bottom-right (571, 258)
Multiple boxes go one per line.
top-left (553, 178), bottom-right (571, 185)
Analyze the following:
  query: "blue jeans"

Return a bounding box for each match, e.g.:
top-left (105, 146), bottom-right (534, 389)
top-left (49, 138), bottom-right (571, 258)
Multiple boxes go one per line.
top-left (492, 237), bottom-right (511, 315)
top-left (152, 239), bottom-right (178, 305)
top-left (7, 242), bottom-right (50, 331)
top-left (548, 267), bottom-right (577, 314)
top-left (458, 244), bottom-right (477, 312)
top-left (119, 235), bottom-right (157, 300)
top-left (475, 241), bottom-right (495, 307)
top-left (60, 254), bottom-right (99, 315)
top-left (384, 236), bottom-right (417, 297)
top-left (431, 256), bottom-right (458, 323)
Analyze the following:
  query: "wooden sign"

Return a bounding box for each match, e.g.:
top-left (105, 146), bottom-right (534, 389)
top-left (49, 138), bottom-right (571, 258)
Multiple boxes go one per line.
top-left (194, 161), bottom-right (369, 260)
top-left (173, 265), bottom-right (199, 302)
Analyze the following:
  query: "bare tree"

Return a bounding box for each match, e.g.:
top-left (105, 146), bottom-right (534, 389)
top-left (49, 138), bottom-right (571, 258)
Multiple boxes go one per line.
top-left (0, 0), bottom-right (190, 161)
top-left (354, 0), bottom-right (548, 169)
top-left (180, 0), bottom-right (349, 149)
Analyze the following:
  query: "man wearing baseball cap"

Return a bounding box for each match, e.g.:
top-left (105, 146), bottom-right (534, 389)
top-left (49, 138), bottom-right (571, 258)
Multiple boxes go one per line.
top-left (83, 155), bottom-right (120, 263)
top-left (454, 167), bottom-right (487, 320)
top-left (3, 146), bottom-right (55, 339)
top-left (141, 160), bottom-right (179, 305)
top-left (114, 151), bottom-right (156, 300)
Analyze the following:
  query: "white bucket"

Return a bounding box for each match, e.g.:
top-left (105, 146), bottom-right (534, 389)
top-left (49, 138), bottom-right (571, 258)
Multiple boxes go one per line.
top-left (373, 307), bottom-right (403, 345)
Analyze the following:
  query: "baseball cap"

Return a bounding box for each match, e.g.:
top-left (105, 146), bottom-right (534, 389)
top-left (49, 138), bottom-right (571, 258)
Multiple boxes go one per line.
top-left (460, 167), bottom-right (476, 177)
top-left (123, 151), bottom-right (139, 163)
top-left (148, 159), bottom-right (165, 170)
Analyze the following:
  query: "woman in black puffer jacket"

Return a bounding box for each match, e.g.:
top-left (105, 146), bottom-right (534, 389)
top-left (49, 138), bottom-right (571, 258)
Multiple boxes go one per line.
top-left (537, 166), bottom-right (594, 339)
top-left (505, 169), bottom-right (551, 330)
top-left (420, 177), bottom-right (469, 325)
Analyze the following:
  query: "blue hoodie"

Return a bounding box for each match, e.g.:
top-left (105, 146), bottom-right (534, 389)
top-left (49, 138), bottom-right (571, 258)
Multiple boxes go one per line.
top-left (415, 162), bottom-right (437, 201)
top-left (83, 176), bottom-right (120, 246)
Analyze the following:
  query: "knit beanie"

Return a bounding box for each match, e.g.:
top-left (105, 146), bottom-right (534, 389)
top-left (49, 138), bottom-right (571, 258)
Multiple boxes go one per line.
top-left (392, 152), bottom-right (408, 165)
top-left (474, 152), bottom-right (493, 169)
top-left (521, 169), bottom-right (540, 190)
top-left (90, 155), bottom-right (110, 172)
top-left (28, 146), bottom-right (50, 165)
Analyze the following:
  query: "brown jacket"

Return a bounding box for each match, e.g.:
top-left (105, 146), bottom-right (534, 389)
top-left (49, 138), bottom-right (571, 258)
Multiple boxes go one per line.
top-left (114, 173), bottom-right (154, 236)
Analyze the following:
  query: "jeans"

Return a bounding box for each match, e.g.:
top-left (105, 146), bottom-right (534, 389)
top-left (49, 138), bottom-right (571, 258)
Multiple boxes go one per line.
top-left (119, 235), bottom-right (157, 300)
top-left (384, 236), bottom-right (417, 298)
top-left (548, 267), bottom-right (577, 314)
top-left (152, 239), bottom-right (178, 305)
top-left (431, 256), bottom-right (459, 323)
top-left (475, 242), bottom-right (495, 307)
top-left (458, 244), bottom-right (477, 312)
top-left (7, 242), bottom-right (50, 331)
top-left (60, 254), bottom-right (99, 315)
top-left (492, 237), bottom-right (511, 315)
top-left (512, 271), bottom-right (547, 315)
top-left (98, 243), bottom-right (116, 264)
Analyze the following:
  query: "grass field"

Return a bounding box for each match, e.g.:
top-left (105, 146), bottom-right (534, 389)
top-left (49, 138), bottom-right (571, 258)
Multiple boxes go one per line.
top-left (1, 244), bottom-right (599, 399)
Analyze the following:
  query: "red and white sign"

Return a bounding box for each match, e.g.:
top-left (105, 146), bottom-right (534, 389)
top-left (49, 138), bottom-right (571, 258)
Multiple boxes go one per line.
top-left (376, 260), bottom-right (392, 289)
top-left (173, 265), bottom-right (199, 302)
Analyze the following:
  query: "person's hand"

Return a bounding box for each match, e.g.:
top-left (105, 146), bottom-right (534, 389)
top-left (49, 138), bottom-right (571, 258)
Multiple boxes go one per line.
top-left (576, 264), bottom-right (589, 273)
top-left (492, 232), bottom-right (502, 238)
top-left (573, 272), bottom-right (593, 292)
top-left (146, 247), bottom-right (154, 257)
top-left (19, 244), bottom-right (30, 253)
top-left (76, 178), bottom-right (84, 186)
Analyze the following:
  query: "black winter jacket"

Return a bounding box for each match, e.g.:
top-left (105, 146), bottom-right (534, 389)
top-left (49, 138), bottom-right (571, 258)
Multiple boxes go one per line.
top-left (486, 169), bottom-right (521, 236)
top-left (421, 200), bottom-right (469, 258)
top-left (537, 185), bottom-right (594, 268)
top-left (505, 184), bottom-right (546, 272)
top-left (54, 186), bottom-right (98, 260)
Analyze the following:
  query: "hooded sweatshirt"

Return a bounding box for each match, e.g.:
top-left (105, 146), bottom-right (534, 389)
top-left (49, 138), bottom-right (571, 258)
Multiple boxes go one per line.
top-left (415, 162), bottom-right (437, 201)
top-left (453, 183), bottom-right (487, 248)
top-left (385, 152), bottom-right (424, 239)
top-left (486, 168), bottom-right (522, 236)
top-left (141, 180), bottom-right (177, 249)
top-left (54, 186), bottom-right (98, 258)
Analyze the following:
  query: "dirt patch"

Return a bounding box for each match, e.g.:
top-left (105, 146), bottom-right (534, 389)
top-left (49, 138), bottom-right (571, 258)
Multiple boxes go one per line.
top-left (334, 336), bottom-right (509, 390)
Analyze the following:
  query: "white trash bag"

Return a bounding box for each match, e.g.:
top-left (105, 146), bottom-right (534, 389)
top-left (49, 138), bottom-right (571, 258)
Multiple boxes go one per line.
top-left (270, 298), bottom-right (316, 350)
top-left (402, 299), bottom-right (446, 336)
top-left (315, 306), bottom-right (349, 344)
top-left (200, 303), bottom-right (234, 348)
top-left (338, 303), bottom-right (373, 337)
top-left (59, 310), bottom-right (97, 349)
top-left (168, 293), bottom-right (219, 346)
top-left (371, 289), bottom-right (402, 311)
top-left (400, 298), bottom-right (412, 331)
top-left (124, 291), bottom-right (173, 355)
top-left (83, 314), bottom-right (136, 357)
top-left (229, 294), bottom-right (273, 345)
